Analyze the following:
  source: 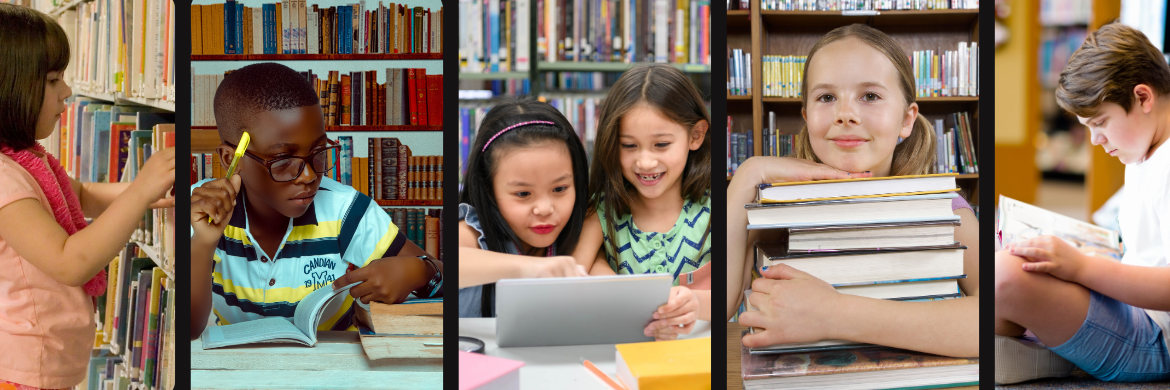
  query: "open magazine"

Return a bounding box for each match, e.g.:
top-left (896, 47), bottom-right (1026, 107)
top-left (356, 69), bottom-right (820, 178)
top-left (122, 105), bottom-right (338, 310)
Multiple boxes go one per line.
top-left (200, 282), bottom-right (359, 349)
top-left (996, 195), bottom-right (1122, 260)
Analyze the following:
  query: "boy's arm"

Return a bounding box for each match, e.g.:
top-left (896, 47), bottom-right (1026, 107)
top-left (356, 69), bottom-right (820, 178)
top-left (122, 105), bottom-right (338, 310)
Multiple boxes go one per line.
top-left (1074, 258), bottom-right (1170, 311)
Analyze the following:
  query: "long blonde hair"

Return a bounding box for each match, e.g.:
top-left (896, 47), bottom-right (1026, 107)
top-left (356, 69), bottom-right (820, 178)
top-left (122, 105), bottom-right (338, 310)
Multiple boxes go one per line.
top-left (793, 24), bottom-right (936, 176)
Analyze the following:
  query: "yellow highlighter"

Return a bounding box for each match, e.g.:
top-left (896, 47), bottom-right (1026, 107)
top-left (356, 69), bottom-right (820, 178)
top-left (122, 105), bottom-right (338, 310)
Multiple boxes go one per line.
top-left (209, 132), bottom-right (250, 224)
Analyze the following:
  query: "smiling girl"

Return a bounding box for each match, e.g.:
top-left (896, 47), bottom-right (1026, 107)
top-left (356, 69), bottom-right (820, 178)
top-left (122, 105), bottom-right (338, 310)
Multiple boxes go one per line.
top-left (726, 24), bottom-right (980, 358)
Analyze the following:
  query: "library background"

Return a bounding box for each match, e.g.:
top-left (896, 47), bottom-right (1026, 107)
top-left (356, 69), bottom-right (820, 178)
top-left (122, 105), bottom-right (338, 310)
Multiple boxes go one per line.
top-left (3, 0), bottom-right (179, 388)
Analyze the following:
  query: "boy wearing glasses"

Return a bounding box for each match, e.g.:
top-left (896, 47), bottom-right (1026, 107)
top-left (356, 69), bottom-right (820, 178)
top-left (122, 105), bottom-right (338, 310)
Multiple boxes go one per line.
top-left (190, 63), bottom-right (442, 340)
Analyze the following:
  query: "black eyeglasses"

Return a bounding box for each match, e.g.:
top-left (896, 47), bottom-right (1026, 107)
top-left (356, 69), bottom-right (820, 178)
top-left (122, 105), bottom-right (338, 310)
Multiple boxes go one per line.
top-left (223, 138), bottom-right (341, 182)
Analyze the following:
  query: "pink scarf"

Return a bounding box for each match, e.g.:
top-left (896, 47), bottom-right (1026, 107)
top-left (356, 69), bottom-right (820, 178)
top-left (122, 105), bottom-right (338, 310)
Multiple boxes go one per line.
top-left (1, 144), bottom-right (106, 296)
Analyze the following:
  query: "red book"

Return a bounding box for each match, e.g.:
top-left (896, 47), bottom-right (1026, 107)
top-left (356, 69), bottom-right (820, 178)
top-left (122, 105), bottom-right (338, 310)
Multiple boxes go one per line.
top-left (190, 155), bottom-right (198, 185)
top-left (407, 68), bottom-right (418, 125)
top-left (427, 74), bottom-right (442, 126)
top-left (415, 68), bottom-right (428, 126)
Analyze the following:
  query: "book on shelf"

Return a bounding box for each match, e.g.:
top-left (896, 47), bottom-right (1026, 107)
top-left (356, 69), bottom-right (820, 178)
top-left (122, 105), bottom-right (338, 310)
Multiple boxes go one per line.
top-left (911, 42), bottom-right (978, 98)
top-left (200, 282), bottom-right (360, 348)
top-left (90, 245), bottom-right (175, 390)
top-left (383, 208), bottom-right (443, 260)
top-left (759, 0), bottom-right (978, 11)
top-left (933, 112), bottom-right (979, 174)
top-left (459, 97), bottom-right (601, 176)
top-left (460, 0), bottom-right (710, 72)
top-left (192, 68), bottom-right (442, 126)
top-left (761, 55), bottom-right (804, 98)
top-left (55, 0), bottom-right (175, 101)
top-left (727, 48), bottom-right (751, 96)
top-left (738, 331), bottom-right (978, 390)
top-left (191, 1), bottom-right (442, 55)
top-left (997, 195), bottom-right (1122, 260)
top-left (614, 337), bottom-right (711, 390)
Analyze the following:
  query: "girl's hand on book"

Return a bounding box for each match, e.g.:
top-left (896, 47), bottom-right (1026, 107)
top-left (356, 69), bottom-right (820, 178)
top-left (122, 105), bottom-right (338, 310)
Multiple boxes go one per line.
top-left (1007, 235), bottom-right (1088, 283)
top-left (739, 156), bottom-right (869, 187)
top-left (518, 256), bottom-right (588, 279)
top-left (739, 264), bottom-right (843, 348)
top-left (130, 147), bottom-right (176, 206)
top-left (333, 256), bottom-right (428, 304)
top-left (190, 174), bottom-right (242, 245)
top-left (644, 285), bottom-right (699, 341)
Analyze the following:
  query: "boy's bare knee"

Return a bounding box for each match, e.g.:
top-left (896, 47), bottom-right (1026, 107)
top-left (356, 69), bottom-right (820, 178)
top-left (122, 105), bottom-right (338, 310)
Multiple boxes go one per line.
top-left (995, 250), bottom-right (1031, 307)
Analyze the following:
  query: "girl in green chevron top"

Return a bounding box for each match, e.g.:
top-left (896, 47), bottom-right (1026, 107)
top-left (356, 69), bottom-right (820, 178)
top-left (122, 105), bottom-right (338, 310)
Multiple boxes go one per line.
top-left (571, 63), bottom-right (713, 342)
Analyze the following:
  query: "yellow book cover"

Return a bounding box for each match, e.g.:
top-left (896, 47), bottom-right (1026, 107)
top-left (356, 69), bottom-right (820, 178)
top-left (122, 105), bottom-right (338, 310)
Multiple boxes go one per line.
top-left (757, 173), bottom-right (959, 204)
top-left (615, 337), bottom-right (711, 390)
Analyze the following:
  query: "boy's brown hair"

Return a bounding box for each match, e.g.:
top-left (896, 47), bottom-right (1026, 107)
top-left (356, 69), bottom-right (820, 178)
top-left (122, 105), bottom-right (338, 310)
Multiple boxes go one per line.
top-left (1056, 22), bottom-right (1170, 117)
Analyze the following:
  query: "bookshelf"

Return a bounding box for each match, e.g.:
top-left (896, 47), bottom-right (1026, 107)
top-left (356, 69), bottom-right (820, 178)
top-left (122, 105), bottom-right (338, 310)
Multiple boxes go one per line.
top-left (727, 4), bottom-right (981, 206)
top-left (191, 0), bottom-right (445, 210)
top-left (31, 0), bottom-right (178, 387)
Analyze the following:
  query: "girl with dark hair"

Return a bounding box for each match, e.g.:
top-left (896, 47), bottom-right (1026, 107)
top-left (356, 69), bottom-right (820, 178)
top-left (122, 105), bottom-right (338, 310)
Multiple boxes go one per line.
top-left (571, 63), bottom-right (713, 341)
top-left (458, 99), bottom-right (591, 318)
top-left (0, 4), bottom-right (175, 389)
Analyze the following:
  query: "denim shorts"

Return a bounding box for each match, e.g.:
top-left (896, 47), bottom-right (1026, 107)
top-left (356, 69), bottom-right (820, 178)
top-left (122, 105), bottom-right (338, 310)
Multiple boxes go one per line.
top-left (1049, 290), bottom-right (1170, 382)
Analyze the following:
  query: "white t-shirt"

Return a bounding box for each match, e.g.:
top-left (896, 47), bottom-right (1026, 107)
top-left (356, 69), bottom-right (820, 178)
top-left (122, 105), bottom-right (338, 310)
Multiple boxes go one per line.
top-left (1118, 139), bottom-right (1170, 349)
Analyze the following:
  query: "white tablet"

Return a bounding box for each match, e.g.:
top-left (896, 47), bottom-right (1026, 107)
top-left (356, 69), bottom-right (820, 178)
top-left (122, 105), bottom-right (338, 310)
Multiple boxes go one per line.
top-left (495, 273), bottom-right (673, 347)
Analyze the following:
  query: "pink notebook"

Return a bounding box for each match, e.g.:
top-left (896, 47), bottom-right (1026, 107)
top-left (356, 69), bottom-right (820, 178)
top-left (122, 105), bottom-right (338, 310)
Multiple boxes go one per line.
top-left (459, 351), bottom-right (525, 390)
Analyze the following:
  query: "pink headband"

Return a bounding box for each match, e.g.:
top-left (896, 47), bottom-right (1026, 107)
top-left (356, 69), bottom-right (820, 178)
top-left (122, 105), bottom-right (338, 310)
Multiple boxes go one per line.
top-left (482, 120), bottom-right (557, 152)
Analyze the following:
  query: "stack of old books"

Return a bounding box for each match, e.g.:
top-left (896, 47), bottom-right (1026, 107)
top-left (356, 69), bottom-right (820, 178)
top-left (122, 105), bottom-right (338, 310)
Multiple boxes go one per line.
top-left (739, 173), bottom-right (978, 389)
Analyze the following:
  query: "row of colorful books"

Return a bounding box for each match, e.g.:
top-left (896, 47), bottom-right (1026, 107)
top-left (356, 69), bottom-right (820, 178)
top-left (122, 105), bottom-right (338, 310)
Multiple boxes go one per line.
top-left (761, 55), bottom-right (805, 98)
top-left (729, 128), bottom-right (794, 170)
top-left (911, 42), bottom-right (979, 98)
top-left (192, 69), bottom-right (442, 127)
top-left (190, 1), bottom-right (441, 55)
top-left (757, 0), bottom-right (977, 11)
top-left (458, 97), bottom-right (602, 179)
top-left (85, 244), bottom-right (176, 390)
top-left (384, 208), bottom-right (443, 261)
top-left (56, 0), bottom-right (175, 101)
top-left (934, 112), bottom-right (979, 174)
top-left (191, 137), bottom-right (443, 201)
top-left (727, 48), bottom-right (751, 96)
top-left (50, 97), bottom-right (175, 186)
top-left (458, 0), bottom-right (712, 73)
top-left (738, 174), bottom-right (976, 389)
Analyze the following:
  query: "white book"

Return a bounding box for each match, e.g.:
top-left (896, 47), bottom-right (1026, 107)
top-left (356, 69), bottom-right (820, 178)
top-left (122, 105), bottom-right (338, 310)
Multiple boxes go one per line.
top-left (254, 7), bottom-right (264, 55)
top-left (674, 7), bottom-right (683, 61)
top-left (469, 0), bottom-right (482, 71)
top-left (144, 0), bottom-right (159, 98)
top-left (971, 42), bottom-right (978, 96)
top-left (131, 0), bottom-right (145, 97)
top-left (202, 283), bottom-right (362, 348)
top-left (546, 0), bottom-right (556, 63)
top-left (654, 0), bottom-right (667, 62)
top-left (289, 0), bottom-right (298, 54)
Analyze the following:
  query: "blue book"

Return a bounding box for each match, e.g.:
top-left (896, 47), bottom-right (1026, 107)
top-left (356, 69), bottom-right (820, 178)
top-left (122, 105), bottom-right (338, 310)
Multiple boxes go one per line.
top-left (236, 2), bottom-right (243, 55)
top-left (345, 6), bottom-right (353, 54)
top-left (92, 109), bottom-right (111, 183)
top-left (225, 0), bottom-right (235, 54)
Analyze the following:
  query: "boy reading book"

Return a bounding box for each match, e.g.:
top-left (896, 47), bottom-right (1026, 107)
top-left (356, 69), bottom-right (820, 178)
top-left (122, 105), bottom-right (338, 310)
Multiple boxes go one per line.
top-left (995, 22), bottom-right (1170, 383)
top-left (190, 63), bottom-right (443, 341)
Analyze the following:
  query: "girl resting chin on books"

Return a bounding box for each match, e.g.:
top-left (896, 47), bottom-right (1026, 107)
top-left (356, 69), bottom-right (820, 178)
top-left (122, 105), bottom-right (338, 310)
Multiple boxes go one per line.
top-left (0, 5), bottom-right (176, 389)
top-left (725, 23), bottom-right (979, 358)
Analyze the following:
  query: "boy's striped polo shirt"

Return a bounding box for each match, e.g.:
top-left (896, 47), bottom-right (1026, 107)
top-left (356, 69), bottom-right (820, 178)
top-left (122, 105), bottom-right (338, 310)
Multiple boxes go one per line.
top-left (191, 176), bottom-right (405, 330)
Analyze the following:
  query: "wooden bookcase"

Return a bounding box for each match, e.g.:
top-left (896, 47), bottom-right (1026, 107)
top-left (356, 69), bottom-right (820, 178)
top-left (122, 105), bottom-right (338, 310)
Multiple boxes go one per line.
top-left (728, 6), bottom-right (981, 206)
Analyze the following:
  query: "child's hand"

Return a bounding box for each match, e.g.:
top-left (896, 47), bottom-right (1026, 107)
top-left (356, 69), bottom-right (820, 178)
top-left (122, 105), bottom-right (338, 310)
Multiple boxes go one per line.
top-left (190, 174), bottom-right (242, 246)
top-left (333, 256), bottom-right (429, 304)
top-left (739, 264), bottom-right (843, 348)
top-left (644, 286), bottom-right (699, 341)
top-left (518, 256), bottom-right (588, 279)
top-left (130, 147), bottom-right (176, 205)
top-left (1007, 235), bottom-right (1089, 282)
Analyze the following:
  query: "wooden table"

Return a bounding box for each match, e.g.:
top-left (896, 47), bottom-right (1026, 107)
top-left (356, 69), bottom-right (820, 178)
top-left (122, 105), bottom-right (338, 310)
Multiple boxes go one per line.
top-left (726, 323), bottom-right (978, 390)
top-left (191, 330), bottom-right (442, 389)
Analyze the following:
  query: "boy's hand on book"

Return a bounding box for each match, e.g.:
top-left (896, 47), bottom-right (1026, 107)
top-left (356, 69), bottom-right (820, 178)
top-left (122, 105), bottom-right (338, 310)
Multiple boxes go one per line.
top-left (1007, 235), bottom-right (1088, 282)
top-left (190, 174), bottom-right (242, 245)
top-left (644, 285), bottom-right (699, 341)
top-left (130, 147), bottom-right (176, 206)
top-left (740, 156), bottom-right (868, 185)
top-left (333, 256), bottom-right (428, 304)
top-left (739, 264), bottom-right (842, 348)
top-left (518, 256), bottom-right (588, 279)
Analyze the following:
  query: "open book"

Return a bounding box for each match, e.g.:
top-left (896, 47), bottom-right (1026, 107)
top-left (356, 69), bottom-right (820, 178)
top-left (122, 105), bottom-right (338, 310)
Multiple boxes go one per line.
top-left (997, 195), bottom-right (1122, 260)
top-left (200, 282), bottom-right (359, 349)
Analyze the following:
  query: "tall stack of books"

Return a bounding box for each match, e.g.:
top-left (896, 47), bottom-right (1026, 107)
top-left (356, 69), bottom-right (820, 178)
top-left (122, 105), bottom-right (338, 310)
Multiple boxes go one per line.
top-left (738, 173), bottom-right (977, 389)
